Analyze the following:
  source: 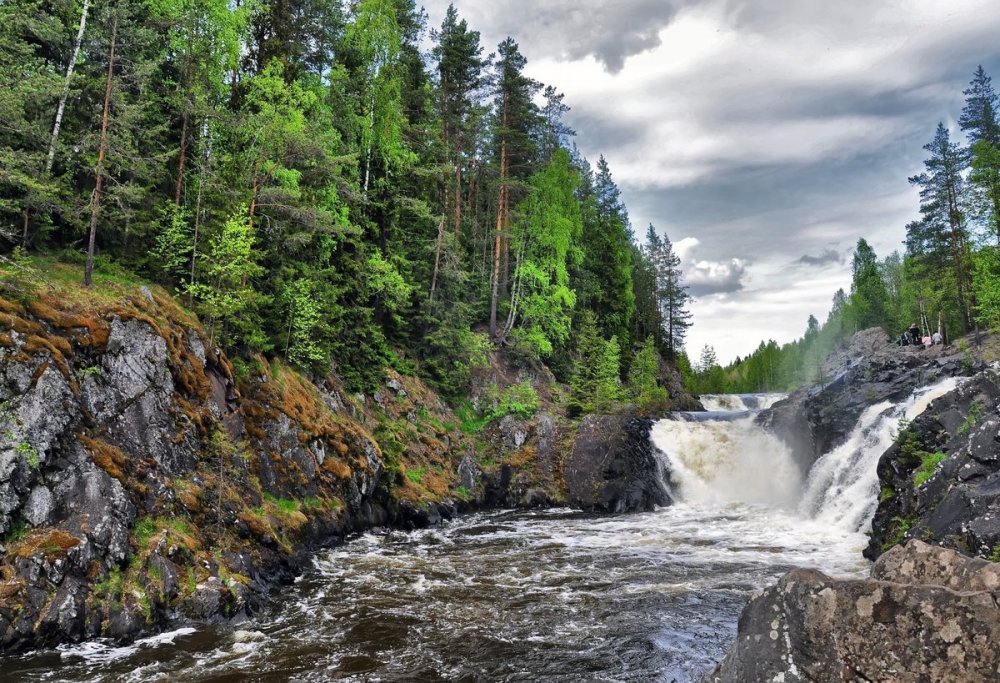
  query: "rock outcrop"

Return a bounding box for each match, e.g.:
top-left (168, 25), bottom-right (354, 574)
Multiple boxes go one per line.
top-left (703, 541), bottom-right (1000, 683)
top-left (866, 368), bottom-right (1000, 560)
top-left (0, 291), bottom-right (475, 652)
top-left (564, 414), bottom-right (668, 513)
top-left (758, 327), bottom-right (977, 472)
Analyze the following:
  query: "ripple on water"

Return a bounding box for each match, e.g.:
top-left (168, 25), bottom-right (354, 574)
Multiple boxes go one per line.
top-left (0, 505), bottom-right (869, 683)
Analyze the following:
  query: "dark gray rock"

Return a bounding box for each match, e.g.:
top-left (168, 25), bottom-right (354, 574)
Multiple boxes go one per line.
top-left (564, 414), bottom-right (668, 513)
top-left (867, 369), bottom-right (1000, 560)
top-left (704, 541), bottom-right (1000, 683)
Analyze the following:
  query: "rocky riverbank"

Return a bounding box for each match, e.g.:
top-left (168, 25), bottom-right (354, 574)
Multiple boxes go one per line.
top-left (708, 329), bottom-right (1000, 681)
top-left (0, 281), bottom-right (680, 653)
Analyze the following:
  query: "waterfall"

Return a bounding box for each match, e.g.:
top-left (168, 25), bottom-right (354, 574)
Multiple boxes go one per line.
top-left (652, 378), bottom-right (962, 531)
top-left (650, 408), bottom-right (802, 507)
top-left (799, 376), bottom-right (961, 532)
top-left (700, 393), bottom-right (786, 412)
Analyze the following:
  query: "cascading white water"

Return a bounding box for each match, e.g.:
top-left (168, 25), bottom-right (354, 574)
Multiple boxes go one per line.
top-left (653, 378), bottom-right (962, 532)
top-left (650, 413), bottom-right (802, 506)
top-left (699, 393), bottom-right (786, 412)
top-left (799, 376), bottom-right (961, 532)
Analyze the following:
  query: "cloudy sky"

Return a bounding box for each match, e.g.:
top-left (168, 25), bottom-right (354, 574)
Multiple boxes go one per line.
top-left (423, 0), bottom-right (1000, 363)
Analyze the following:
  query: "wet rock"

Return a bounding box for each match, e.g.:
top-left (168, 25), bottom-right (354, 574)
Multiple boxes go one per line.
top-left (867, 370), bottom-right (1000, 560)
top-left (758, 327), bottom-right (977, 471)
top-left (564, 414), bottom-right (668, 513)
top-left (703, 541), bottom-right (1000, 683)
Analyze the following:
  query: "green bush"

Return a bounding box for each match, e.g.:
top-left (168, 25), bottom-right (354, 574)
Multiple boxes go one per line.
top-left (913, 451), bottom-right (947, 487)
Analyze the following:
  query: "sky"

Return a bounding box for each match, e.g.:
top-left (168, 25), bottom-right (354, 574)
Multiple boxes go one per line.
top-left (422, 0), bottom-right (1000, 363)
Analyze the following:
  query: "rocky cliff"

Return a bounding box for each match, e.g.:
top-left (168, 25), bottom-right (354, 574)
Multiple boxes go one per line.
top-left (0, 285), bottom-right (474, 651)
top-left (0, 275), bottom-right (671, 652)
top-left (758, 327), bottom-right (976, 473)
top-left (866, 367), bottom-right (1000, 561)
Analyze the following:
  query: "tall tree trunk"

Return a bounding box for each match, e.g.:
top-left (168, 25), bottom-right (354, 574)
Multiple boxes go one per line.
top-left (489, 131), bottom-right (508, 338)
top-left (175, 111), bottom-right (189, 205)
top-left (46, 0), bottom-right (91, 175)
top-left (454, 164), bottom-right (462, 243)
top-left (84, 15), bottom-right (118, 288)
top-left (428, 218), bottom-right (445, 303)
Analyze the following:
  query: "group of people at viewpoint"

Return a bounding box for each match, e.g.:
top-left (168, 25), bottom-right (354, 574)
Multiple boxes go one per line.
top-left (898, 323), bottom-right (943, 350)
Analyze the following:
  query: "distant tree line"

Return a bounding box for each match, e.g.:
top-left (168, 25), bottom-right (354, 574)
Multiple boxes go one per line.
top-left (0, 0), bottom-right (692, 411)
top-left (691, 65), bottom-right (1000, 394)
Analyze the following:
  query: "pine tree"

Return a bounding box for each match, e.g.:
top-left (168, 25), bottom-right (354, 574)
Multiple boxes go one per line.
top-left (489, 37), bottom-right (540, 338)
top-left (651, 228), bottom-right (692, 359)
top-left (576, 156), bottom-right (634, 346)
top-left (960, 67), bottom-right (1000, 245)
top-left (907, 123), bottom-right (973, 332)
top-left (628, 336), bottom-right (668, 411)
top-left (849, 238), bottom-right (889, 330)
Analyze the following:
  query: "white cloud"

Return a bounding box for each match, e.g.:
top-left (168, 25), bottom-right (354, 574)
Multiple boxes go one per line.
top-left (421, 0), bottom-right (1000, 363)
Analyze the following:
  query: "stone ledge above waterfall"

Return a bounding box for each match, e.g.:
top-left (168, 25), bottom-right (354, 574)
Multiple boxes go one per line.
top-left (564, 413), bottom-right (669, 513)
top-left (757, 327), bottom-right (983, 472)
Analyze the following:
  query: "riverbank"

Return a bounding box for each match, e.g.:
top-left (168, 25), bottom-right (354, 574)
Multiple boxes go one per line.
top-left (0, 265), bottom-right (689, 653)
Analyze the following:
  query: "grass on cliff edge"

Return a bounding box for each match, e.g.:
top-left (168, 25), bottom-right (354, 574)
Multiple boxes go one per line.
top-left (0, 251), bottom-right (197, 322)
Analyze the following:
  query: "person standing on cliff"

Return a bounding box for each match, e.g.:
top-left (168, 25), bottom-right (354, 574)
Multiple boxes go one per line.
top-left (908, 323), bottom-right (921, 346)
top-left (932, 330), bottom-right (943, 345)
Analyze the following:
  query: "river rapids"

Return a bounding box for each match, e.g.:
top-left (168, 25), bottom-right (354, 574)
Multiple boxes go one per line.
top-left (0, 381), bottom-right (961, 682)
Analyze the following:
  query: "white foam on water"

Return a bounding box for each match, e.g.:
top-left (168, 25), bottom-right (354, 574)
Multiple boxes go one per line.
top-left (800, 376), bottom-right (961, 532)
top-left (651, 415), bottom-right (802, 507)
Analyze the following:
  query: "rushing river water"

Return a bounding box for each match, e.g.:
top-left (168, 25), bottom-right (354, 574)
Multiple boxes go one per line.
top-left (0, 383), bottom-right (961, 683)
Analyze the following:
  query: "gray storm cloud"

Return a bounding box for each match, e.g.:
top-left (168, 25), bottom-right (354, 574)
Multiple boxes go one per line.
top-left (797, 249), bottom-right (845, 267)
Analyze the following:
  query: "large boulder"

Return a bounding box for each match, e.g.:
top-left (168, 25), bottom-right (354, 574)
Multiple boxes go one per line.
top-left (564, 413), bottom-right (668, 513)
top-left (703, 541), bottom-right (1000, 683)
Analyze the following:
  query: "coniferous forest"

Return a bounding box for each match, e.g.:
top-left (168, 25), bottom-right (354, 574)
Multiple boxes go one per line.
top-left (691, 66), bottom-right (1000, 395)
top-left (0, 0), bottom-right (692, 410)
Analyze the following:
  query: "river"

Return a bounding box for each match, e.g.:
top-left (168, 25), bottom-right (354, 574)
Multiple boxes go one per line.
top-left (0, 382), bottom-right (959, 682)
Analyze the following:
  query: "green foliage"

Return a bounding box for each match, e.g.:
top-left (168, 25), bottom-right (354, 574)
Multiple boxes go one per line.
top-left (483, 380), bottom-right (539, 420)
top-left (628, 337), bottom-right (669, 411)
top-left (0, 247), bottom-right (40, 301)
top-left (879, 486), bottom-right (895, 502)
top-left (990, 542), bottom-right (1000, 563)
top-left (186, 211), bottom-right (269, 350)
top-left (958, 400), bottom-right (985, 435)
top-left (569, 312), bottom-right (622, 415)
top-left (913, 451), bottom-right (947, 487)
top-left (282, 278), bottom-right (326, 373)
top-left (508, 149), bottom-right (583, 358)
top-left (883, 516), bottom-right (915, 551)
top-left (16, 441), bottom-right (39, 469)
top-left (151, 203), bottom-right (192, 286)
top-left (2, 521), bottom-right (29, 545)
top-left (405, 465), bottom-right (428, 485)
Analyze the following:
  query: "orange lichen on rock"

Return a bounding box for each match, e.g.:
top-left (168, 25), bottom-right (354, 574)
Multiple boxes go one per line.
top-left (322, 457), bottom-right (352, 479)
top-left (9, 528), bottom-right (81, 561)
top-left (78, 434), bottom-right (128, 482)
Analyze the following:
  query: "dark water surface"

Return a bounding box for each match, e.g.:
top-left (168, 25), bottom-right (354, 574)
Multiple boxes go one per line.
top-left (1, 505), bottom-right (868, 683)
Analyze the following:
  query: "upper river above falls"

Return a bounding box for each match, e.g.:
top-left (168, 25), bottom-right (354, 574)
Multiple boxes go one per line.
top-left (0, 382), bottom-right (961, 683)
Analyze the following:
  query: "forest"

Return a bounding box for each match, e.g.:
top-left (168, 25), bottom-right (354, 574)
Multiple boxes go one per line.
top-left (0, 0), bottom-right (693, 414)
top-left (4, 0), bottom-right (997, 406)
top-left (691, 66), bottom-right (1000, 395)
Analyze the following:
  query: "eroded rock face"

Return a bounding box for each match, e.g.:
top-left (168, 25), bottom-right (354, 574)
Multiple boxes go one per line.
top-left (564, 414), bottom-right (668, 513)
top-left (867, 369), bottom-right (1000, 560)
top-left (703, 541), bottom-right (1000, 683)
top-left (757, 327), bottom-right (977, 472)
